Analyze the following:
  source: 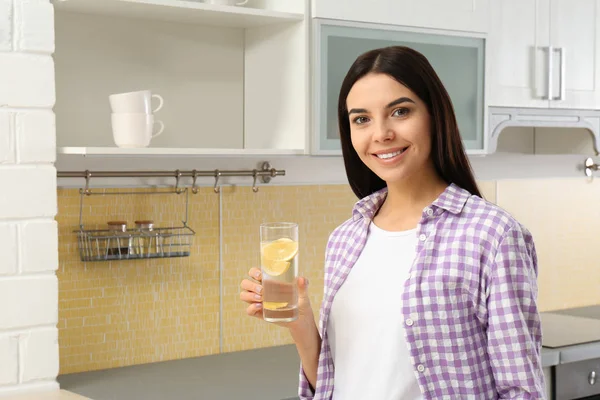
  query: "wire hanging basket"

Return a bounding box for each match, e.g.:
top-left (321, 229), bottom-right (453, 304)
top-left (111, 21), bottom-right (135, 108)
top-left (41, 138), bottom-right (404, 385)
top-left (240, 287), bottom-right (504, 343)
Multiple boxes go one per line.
top-left (74, 188), bottom-right (196, 262)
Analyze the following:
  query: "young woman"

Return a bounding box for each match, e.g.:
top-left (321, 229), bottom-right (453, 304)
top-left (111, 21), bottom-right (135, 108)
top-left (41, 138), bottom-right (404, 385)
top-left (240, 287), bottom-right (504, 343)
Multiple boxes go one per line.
top-left (240, 46), bottom-right (545, 399)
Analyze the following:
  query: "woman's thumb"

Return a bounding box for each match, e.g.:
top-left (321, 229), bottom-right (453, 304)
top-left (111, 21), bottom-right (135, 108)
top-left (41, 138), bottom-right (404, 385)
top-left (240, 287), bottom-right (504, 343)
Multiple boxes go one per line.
top-left (297, 276), bottom-right (310, 299)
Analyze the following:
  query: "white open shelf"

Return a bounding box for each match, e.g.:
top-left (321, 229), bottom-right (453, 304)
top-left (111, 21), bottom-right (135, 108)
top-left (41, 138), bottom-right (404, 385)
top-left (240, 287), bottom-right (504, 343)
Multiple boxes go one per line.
top-left (52, 0), bottom-right (304, 28)
top-left (54, 0), bottom-right (308, 159)
top-left (57, 146), bottom-right (306, 157)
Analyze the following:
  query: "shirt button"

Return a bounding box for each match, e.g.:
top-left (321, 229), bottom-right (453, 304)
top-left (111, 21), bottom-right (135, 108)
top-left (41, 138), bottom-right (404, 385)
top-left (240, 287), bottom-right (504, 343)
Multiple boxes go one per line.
top-left (405, 318), bottom-right (414, 326)
top-left (425, 207), bottom-right (433, 216)
top-left (419, 234), bottom-right (427, 241)
top-left (417, 364), bottom-right (426, 373)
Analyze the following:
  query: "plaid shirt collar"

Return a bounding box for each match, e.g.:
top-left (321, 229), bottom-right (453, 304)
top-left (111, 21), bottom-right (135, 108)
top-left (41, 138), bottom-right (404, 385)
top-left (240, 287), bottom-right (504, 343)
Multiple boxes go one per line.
top-left (351, 182), bottom-right (472, 221)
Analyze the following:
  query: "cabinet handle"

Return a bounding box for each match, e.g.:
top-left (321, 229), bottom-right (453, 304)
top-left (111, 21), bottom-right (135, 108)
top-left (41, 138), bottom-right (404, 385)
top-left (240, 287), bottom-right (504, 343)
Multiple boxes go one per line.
top-left (590, 370), bottom-right (597, 385)
top-left (546, 46), bottom-right (554, 101)
top-left (553, 47), bottom-right (566, 101)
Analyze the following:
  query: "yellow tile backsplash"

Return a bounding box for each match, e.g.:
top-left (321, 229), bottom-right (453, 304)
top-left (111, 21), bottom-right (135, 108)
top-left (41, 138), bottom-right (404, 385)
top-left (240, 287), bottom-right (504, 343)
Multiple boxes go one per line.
top-left (56, 178), bottom-right (600, 374)
top-left (57, 188), bottom-right (220, 374)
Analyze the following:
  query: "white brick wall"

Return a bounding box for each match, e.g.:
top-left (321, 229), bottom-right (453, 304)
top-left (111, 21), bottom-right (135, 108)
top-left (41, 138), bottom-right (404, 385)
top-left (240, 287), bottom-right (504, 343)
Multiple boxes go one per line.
top-left (0, 335), bottom-right (18, 386)
top-left (0, 0), bottom-right (12, 52)
top-left (0, 166), bottom-right (57, 219)
top-left (0, 0), bottom-right (59, 396)
top-left (20, 329), bottom-right (59, 383)
top-left (16, 0), bottom-right (54, 53)
top-left (0, 276), bottom-right (58, 329)
top-left (20, 221), bottom-right (58, 273)
top-left (0, 112), bottom-right (15, 164)
top-left (17, 111), bottom-right (56, 164)
top-left (0, 224), bottom-right (18, 275)
top-left (0, 54), bottom-right (55, 108)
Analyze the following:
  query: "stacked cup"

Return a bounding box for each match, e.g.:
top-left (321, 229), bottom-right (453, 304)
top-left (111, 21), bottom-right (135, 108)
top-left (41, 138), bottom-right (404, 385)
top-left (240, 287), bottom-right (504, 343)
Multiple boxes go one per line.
top-left (109, 90), bottom-right (165, 148)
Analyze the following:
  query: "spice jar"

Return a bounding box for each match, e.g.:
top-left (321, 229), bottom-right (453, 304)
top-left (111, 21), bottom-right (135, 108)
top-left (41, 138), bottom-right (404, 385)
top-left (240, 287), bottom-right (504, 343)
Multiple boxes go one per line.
top-left (135, 220), bottom-right (154, 231)
top-left (134, 220), bottom-right (159, 256)
top-left (106, 221), bottom-right (130, 258)
top-left (107, 221), bottom-right (127, 232)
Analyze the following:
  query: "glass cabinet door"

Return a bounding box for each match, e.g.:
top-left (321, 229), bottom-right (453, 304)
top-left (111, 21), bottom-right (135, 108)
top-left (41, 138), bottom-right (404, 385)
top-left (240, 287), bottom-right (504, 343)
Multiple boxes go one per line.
top-left (312, 19), bottom-right (486, 154)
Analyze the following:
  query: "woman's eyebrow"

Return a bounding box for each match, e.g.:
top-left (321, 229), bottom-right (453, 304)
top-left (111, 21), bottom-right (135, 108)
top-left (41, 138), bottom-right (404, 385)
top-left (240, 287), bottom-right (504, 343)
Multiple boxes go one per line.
top-left (386, 97), bottom-right (415, 108)
top-left (348, 107), bottom-right (368, 115)
top-left (348, 97), bottom-right (415, 115)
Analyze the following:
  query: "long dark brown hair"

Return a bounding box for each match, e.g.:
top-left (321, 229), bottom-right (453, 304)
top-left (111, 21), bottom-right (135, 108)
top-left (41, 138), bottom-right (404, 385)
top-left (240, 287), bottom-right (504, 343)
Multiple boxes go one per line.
top-left (337, 46), bottom-right (481, 199)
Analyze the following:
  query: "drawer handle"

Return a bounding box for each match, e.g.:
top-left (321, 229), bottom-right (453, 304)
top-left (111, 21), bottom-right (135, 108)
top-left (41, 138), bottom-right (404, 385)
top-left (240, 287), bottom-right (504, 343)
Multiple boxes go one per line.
top-left (590, 370), bottom-right (597, 385)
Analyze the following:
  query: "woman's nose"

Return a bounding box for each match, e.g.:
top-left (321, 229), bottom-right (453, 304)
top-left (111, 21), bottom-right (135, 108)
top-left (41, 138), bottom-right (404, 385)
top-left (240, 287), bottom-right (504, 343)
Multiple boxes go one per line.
top-left (373, 121), bottom-right (395, 142)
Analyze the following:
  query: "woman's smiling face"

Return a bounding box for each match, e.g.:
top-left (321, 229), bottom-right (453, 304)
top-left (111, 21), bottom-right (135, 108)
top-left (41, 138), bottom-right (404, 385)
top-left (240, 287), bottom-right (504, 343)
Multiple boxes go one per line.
top-left (346, 72), bottom-right (435, 186)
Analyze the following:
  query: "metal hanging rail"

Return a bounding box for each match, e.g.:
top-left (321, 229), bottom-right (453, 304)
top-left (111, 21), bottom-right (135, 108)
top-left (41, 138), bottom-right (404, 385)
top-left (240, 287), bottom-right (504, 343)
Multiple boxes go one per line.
top-left (57, 161), bottom-right (285, 194)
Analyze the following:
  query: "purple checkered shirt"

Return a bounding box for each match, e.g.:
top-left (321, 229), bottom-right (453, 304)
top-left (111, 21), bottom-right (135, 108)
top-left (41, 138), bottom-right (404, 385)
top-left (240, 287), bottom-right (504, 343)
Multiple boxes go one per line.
top-left (298, 183), bottom-right (545, 399)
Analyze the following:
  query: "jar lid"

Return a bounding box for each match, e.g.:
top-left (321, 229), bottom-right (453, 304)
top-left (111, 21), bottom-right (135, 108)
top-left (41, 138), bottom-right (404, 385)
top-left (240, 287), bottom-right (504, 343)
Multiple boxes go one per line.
top-left (135, 220), bottom-right (154, 225)
top-left (107, 221), bottom-right (127, 226)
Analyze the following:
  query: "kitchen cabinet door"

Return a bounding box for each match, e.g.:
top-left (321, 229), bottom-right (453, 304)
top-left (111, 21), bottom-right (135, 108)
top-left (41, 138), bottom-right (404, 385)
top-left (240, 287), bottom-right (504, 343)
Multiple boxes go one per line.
top-left (312, 19), bottom-right (486, 154)
top-left (489, 0), bottom-right (600, 110)
top-left (488, 0), bottom-right (551, 108)
top-left (311, 0), bottom-right (489, 33)
top-left (549, 0), bottom-right (600, 109)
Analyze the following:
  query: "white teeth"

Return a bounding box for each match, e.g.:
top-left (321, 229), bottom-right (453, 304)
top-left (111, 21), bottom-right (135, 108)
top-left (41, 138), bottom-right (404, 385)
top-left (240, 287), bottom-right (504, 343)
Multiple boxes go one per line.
top-left (376, 148), bottom-right (406, 159)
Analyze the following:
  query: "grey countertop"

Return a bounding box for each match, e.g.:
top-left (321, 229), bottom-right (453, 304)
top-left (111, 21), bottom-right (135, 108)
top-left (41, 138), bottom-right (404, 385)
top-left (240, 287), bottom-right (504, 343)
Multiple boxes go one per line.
top-left (540, 313), bottom-right (600, 348)
top-left (59, 345), bottom-right (301, 400)
top-left (548, 304), bottom-right (600, 320)
top-left (59, 343), bottom-right (561, 400)
top-left (541, 347), bottom-right (560, 367)
top-left (541, 304), bottom-right (600, 366)
top-left (58, 343), bottom-right (563, 400)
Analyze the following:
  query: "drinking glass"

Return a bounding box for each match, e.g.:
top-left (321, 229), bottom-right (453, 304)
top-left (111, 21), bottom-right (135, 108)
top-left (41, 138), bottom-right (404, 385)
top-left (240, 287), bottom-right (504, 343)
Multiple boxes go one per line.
top-left (259, 222), bottom-right (299, 323)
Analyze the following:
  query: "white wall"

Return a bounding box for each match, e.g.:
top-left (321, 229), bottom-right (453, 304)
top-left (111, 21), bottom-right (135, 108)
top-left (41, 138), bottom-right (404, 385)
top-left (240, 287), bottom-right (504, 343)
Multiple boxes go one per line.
top-left (0, 0), bottom-right (59, 396)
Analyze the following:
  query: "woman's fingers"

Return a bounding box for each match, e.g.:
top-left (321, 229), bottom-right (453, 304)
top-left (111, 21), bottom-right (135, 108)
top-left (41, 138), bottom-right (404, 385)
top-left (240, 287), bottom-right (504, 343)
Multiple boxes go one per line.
top-left (246, 302), bottom-right (263, 317)
top-left (240, 290), bottom-right (262, 304)
top-left (240, 278), bottom-right (263, 295)
top-left (240, 268), bottom-right (264, 319)
top-left (248, 267), bottom-right (262, 282)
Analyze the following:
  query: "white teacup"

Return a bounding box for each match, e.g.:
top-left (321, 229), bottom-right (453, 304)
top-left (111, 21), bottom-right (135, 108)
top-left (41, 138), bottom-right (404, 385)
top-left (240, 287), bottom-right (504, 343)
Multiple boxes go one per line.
top-left (205, 0), bottom-right (248, 6)
top-left (111, 113), bottom-right (164, 148)
top-left (109, 90), bottom-right (164, 114)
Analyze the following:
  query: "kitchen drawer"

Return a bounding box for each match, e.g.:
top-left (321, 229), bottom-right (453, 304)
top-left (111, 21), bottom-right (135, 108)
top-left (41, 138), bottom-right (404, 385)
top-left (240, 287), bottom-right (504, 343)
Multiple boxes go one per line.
top-left (556, 358), bottom-right (600, 400)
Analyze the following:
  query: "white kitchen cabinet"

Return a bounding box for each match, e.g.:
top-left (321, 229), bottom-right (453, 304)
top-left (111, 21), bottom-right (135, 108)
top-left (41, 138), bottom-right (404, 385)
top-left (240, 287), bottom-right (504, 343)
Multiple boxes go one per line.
top-left (488, 0), bottom-right (550, 108)
top-left (311, 0), bottom-right (489, 33)
top-left (550, 0), bottom-right (600, 109)
top-left (53, 0), bottom-right (308, 158)
top-left (312, 19), bottom-right (487, 155)
top-left (489, 0), bottom-right (600, 110)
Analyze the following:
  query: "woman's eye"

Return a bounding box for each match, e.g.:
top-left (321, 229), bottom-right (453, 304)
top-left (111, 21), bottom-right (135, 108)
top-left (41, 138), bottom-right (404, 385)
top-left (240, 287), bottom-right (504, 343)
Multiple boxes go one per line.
top-left (352, 116), bottom-right (369, 125)
top-left (392, 108), bottom-right (409, 117)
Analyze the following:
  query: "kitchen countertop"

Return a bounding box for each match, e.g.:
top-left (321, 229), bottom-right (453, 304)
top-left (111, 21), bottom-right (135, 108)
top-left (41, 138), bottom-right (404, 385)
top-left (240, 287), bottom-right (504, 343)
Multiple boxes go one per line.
top-left (0, 390), bottom-right (91, 400)
top-left (548, 304), bottom-right (600, 319)
top-left (541, 347), bottom-right (560, 367)
top-left (540, 313), bottom-right (600, 348)
top-left (541, 305), bottom-right (600, 365)
top-left (59, 345), bottom-right (301, 400)
top-left (59, 344), bottom-right (562, 400)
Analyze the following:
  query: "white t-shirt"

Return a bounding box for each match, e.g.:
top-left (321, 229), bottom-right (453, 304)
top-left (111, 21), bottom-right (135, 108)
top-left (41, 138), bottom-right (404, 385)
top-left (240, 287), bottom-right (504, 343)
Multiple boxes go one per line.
top-left (327, 221), bottom-right (423, 400)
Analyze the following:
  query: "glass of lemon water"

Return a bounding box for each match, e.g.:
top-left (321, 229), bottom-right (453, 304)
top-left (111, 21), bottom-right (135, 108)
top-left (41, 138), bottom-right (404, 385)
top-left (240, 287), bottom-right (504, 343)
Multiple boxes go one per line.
top-left (260, 222), bottom-right (299, 323)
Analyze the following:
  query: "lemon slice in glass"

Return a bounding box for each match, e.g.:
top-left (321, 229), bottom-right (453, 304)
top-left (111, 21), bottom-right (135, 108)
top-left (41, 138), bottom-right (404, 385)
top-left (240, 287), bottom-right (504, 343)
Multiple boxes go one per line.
top-left (261, 238), bottom-right (298, 276)
top-left (263, 302), bottom-right (289, 310)
top-left (262, 259), bottom-right (291, 276)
